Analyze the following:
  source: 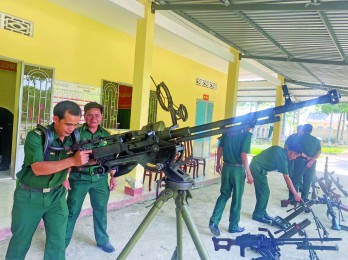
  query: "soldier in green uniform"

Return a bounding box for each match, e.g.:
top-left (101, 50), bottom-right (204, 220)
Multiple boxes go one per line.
top-left (251, 144), bottom-right (302, 224)
top-left (284, 125), bottom-right (303, 179)
top-left (65, 102), bottom-right (116, 253)
top-left (289, 124), bottom-right (321, 202)
top-left (6, 101), bottom-right (91, 260)
top-left (209, 129), bottom-right (254, 236)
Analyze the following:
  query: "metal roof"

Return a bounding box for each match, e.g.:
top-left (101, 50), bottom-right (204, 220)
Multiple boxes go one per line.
top-left (153, 0), bottom-right (348, 103)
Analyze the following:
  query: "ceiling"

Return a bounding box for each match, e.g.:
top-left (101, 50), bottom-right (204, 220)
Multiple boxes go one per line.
top-left (152, 0), bottom-right (348, 103)
top-left (49, 0), bottom-right (348, 103)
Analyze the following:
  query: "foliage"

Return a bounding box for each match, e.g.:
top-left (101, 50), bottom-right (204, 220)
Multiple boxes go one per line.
top-left (321, 146), bottom-right (347, 154)
top-left (315, 103), bottom-right (348, 114)
top-left (250, 142), bottom-right (347, 155)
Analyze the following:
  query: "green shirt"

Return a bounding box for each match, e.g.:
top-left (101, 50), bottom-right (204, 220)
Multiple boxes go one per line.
top-left (219, 131), bottom-right (252, 164)
top-left (299, 133), bottom-right (321, 157)
top-left (285, 133), bottom-right (301, 148)
top-left (251, 146), bottom-right (289, 174)
top-left (71, 123), bottom-right (110, 175)
top-left (16, 123), bottom-right (74, 188)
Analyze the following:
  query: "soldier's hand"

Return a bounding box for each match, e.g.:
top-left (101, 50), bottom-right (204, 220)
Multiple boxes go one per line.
top-left (215, 164), bottom-right (222, 174)
top-left (247, 174), bottom-right (254, 185)
top-left (72, 150), bottom-right (92, 166)
top-left (62, 179), bottom-right (71, 190)
top-left (306, 159), bottom-right (314, 168)
top-left (109, 176), bottom-right (117, 191)
top-left (294, 192), bottom-right (301, 202)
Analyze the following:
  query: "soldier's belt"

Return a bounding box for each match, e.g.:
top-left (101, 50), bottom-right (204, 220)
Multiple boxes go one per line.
top-left (71, 166), bottom-right (90, 172)
top-left (19, 182), bottom-right (61, 193)
top-left (223, 162), bottom-right (243, 167)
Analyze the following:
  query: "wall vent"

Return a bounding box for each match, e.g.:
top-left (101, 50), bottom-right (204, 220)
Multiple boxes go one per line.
top-left (195, 77), bottom-right (217, 90)
top-left (0, 12), bottom-right (33, 36)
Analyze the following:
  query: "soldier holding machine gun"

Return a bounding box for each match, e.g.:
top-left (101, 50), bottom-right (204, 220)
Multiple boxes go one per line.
top-left (6, 101), bottom-right (91, 260)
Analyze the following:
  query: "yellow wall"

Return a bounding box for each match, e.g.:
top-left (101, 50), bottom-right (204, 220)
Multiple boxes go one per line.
top-left (0, 0), bottom-right (135, 85)
top-left (0, 0), bottom-right (228, 149)
top-left (152, 46), bottom-right (227, 129)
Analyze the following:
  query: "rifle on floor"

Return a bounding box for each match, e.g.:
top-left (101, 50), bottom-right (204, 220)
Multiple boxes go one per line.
top-left (315, 176), bottom-right (348, 231)
top-left (44, 83), bottom-right (340, 182)
top-left (212, 228), bottom-right (341, 260)
top-left (273, 200), bottom-right (328, 239)
top-left (272, 200), bottom-right (314, 237)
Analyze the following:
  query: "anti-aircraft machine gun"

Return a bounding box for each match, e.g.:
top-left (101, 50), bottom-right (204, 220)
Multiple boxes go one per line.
top-left (66, 84), bottom-right (340, 181)
top-left (212, 228), bottom-right (341, 260)
top-left (48, 82), bottom-right (340, 260)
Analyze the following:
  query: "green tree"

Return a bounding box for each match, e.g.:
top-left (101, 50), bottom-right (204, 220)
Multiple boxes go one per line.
top-left (315, 103), bottom-right (348, 145)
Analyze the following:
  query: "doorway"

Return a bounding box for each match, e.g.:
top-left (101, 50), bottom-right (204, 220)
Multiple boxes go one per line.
top-left (0, 108), bottom-right (13, 177)
top-left (0, 59), bottom-right (17, 179)
top-left (193, 100), bottom-right (213, 157)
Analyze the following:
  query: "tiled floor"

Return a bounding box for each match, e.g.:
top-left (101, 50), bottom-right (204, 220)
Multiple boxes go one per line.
top-left (0, 157), bottom-right (218, 240)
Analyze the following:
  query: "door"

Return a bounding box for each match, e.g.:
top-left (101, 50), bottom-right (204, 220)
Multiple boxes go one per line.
top-left (193, 100), bottom-right (213, 157)
top-left (15, 64), bottom-right (54, 173)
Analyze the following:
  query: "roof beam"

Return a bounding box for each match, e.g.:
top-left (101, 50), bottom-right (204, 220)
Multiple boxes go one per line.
top-left (239, 80), bottom-right (274, 88)
top-left (241, 55), bottom-right (348, 66)
top-left (237, 10), bottom-right (322, 85)
top-left (286, 79), bottom-right (348, 92)
top-left (318, 12), bottom-right (347, 62)
top-left (152, 2), bottom-right (348, 11)
top-left (240, 60), bottom-right (280, 86)
top-left (236, 12), bottom-right (291, 58)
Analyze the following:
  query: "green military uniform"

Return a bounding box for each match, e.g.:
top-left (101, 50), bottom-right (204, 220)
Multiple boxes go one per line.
top-left (290, 133), bottom-right (321, 201)
top-left (6, 124), bottom-right (72, 260)
top-left (250, 146), bottom-right (289, 219)
top-left (65, 124), bottom-right (111, 248)
top-left (210, 131), bottom-right (251, 230)
top-left (284, 133), bottom-right (301, 178)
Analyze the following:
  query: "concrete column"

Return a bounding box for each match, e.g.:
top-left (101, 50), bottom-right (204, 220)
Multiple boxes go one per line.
top-left (225, 48), bottom-right (239, 118)
top-left (124, 1), bottom-right (155, 196)
top-left (271, 75), bottom-right (285, 146)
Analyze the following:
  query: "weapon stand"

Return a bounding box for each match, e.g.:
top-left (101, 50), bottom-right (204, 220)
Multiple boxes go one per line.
top-left (117, 175), bottom-right (210, 260)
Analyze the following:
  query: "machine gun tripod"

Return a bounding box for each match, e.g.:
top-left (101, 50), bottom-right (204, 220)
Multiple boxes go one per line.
top-left (117, 172), bottom-right (209, 260)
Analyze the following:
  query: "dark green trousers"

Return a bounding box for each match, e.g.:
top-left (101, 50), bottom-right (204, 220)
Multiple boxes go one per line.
top-left (210, 166), bottom-right (245, 230)
top-left (6, 184), bottom-right (68, 260)
top-left (65, 173), bottom-right (110, 247)
top-left (250, 163), bottom-right (270, 219)
top-left (289, 158), bottom-right (316, 201)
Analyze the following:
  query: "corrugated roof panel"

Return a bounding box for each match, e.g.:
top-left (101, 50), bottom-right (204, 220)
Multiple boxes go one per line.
top-left (156, 0), bottom-right (348, 103)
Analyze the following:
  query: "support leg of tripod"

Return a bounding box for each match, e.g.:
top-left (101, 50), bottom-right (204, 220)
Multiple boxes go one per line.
top-left (117, 188), bottom-right (210, 260)
top-left (117, 188), bottom-right (173, 260)
top-left (172, 190), bottom-right (209, 260)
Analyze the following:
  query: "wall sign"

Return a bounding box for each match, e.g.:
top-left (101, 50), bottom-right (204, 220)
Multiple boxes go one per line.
top-left (0, 60), bottom-right (17, 72)
top-left (118, 85), bottom-right (133, 109)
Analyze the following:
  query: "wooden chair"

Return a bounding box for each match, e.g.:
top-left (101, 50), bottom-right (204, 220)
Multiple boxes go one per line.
top-left (185, 140), bottom-right (207, 178)
top-left (183, 141), bottom-right (199, 179)
top-left (143, 168), bottom-right (164, 191)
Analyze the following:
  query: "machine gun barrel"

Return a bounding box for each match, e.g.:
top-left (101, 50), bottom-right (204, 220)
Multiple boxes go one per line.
top-left (171, 90), bottom-right (340, 142)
